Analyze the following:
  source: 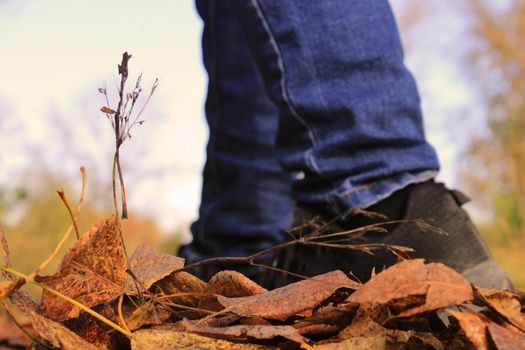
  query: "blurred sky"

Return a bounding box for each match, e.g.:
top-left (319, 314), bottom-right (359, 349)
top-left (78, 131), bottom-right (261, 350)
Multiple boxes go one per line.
top-left (0, 1), bottom-right (483, 239)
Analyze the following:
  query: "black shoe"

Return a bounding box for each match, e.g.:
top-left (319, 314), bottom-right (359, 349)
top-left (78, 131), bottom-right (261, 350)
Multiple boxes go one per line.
top-left (265, 180), bottom-right (512, 289)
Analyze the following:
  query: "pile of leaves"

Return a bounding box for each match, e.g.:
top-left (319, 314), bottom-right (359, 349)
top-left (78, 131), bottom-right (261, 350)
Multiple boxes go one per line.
top-left (1, 52), bottom-right (525, 349)
top-left (1, 216), bottom-right (525, 349)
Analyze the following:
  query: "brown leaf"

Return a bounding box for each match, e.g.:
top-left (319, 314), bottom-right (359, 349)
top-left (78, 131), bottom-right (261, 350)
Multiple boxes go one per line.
top-left (124, 299), bottom-right (172, 331)
top-left (101, 106), bottom-right (116, 114)
top-left (66, 316), bottom-right (113, 350)
top-left (476, 287), bottom-right (525, 331)
top-left (238, 317), bottom-right (272, 326)
top-left (452, 310), bottom-right (489, 350)
top-left (312, 336), bottom-right (386, 349)
top-left (206, 270), bottom-right (267, 297)
top-left (30, 310), bottom-right (99, 350)
top-left (347, 259), bottom-right (473, 317)
top-left (218, 270), bottom-right (359, 321)
top-left (339, 305), bottom-right (386, 339)
top-left (155, 271), bottom-right (207, 307)
top-left (132, 327), bottom-right (272, 350)
top-left (488, 321), bottom-right (525, 350)
top-left (296, 323), bottom-right (341, 337)
top-left (127, 244), bottom-right (185, 292)
top-left (182, 318), bottom-right (307, 344)
top-left (36, 218), bottom-right (128, 321)
top-left (295, 303), bottom-right (357, 336)
top-left (388, 330), bottom-right (444, 350)
top-left (157, 271), bottom-right (206, 294)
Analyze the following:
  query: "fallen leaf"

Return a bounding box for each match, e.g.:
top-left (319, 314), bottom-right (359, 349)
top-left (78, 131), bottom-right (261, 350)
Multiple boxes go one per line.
top-left (124, 299), bottom-right (172, 331)
top-left (294, 303), bottom-right (357, 336)
top-left (239, 317), bottom-right (272, 326)
top-left (451, 310), bottom-right (489, 350)
top-left (312, 336), bottom-right (385, 349)
top-left (132, 327), bottom-right (272, 350)
top-left (347, 259), bottom-right (473, 317)
top-left (156, 271), bottom-right (206, 295)
top-left (206, 270), bottom-right (267, 297)
top-left (219, 270), bottom-right (359, 321)
top-left (488, 321), bottom-right (525, 350)
top-left (297, 323), bottom-right (341, 337)
top-left (127, 244), bottom-right (185, 292)
top-left (66, 316), bottom-right (113, 350)
top-left (339, 305), bottom-right (386, 339)
top-left (36, 217), bottom-right (128, 321)
top-left (155, 271), bottom-right (209, 311)
top-left (182, 318), bottom-right (307, 344)
top-left (476, 287), bottom-right (525, 331)
top-left (30, 310), bottom-right (99, 350)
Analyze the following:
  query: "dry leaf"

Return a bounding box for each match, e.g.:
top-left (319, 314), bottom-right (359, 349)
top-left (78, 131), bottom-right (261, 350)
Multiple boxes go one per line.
top-left (488, 321), bottom-right (525, 350)
top-left (127, 244), bottom-right (185, 292)
top-left (157, 271), bottom-right (206, 294)
top-left (66, 316), bottom-right (113, 350)
top-left (452, 310), bottom-right (489, 350)
top-left (132, 328), bottom-right (272, 350)
top-left (295, 303), bottom-right (357, 336)
top-left (30, 310), bottom-right (99, 350)
top-left (312, 336), bottom-right (385, 350)
top-left (348, 259), bottom-right (473, 317)
top-left (476, 287), bottom-right (525, 331)
top-left (101, 106), bottom-right (116, 114)
top-left (182, 318), bottom-right (307, 344)
top-left (124, 299), bottom-right (172, 331)
top-left (37, 218), bottom-right (128, 321)
top-left (339, 305), bottom-right (386, 339)
top-left (206, 270), bottom-right (267, 297)
top-left (155, 271), bottom-right (207, 307)
top-left (219, 270), bottom-right (359, 321)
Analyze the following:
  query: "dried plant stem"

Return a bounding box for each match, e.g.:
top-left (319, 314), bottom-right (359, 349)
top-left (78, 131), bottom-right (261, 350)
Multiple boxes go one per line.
top-left (0, 266), bottom-right (133, 339)
top-left (112, 52), bottom-right (131, 220)
top-left (116, 152), bottom-right (127, 219)
top-left (27, 167), bottom-right (87, 281)
top-left (57, 190), bottom-right (79, 240)
top-left (177, 219), bottom-right (422, 277)
top-left (112, 153), bottom-right (119, 219)
top-left (117, 295), bottom-right (131, 334)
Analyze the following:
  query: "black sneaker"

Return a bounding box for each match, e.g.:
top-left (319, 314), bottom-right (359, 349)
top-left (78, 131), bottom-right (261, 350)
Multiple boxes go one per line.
top-left (265, 180), bottom-right (512, 289)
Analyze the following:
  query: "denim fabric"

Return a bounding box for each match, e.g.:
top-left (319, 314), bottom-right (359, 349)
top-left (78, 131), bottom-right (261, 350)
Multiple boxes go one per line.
top-left (178, 0), bottom-right (297, 267)
top-left (180, 0), bottom-right (440, 265)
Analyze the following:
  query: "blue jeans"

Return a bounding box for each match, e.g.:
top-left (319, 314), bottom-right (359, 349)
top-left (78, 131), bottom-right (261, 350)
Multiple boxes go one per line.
top-left (179, 0), bottom-right (440, 269)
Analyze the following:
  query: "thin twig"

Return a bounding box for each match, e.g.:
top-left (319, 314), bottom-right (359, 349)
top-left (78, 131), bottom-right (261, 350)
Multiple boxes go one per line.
top-left (28, 167), bottom-right (87, 280)
top-left (117, 294), bottom-right (131, 333)
top-left (57, 189), bottom-right (80, 240)
top-left (116, 155), bottom-right (127, 219)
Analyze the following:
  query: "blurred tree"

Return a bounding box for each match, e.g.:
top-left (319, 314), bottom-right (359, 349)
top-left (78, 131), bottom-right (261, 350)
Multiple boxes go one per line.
top-left (462, 0), bottom-right (525, 236)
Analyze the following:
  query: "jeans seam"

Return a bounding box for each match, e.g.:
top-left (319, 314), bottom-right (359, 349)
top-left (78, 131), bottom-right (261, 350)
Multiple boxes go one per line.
top-left (250, 0), bottom-right (323, 178)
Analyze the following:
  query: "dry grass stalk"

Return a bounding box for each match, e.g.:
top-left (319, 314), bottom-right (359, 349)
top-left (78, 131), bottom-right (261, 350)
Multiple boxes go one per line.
top-left (99, 52), bottom-right (159, 220)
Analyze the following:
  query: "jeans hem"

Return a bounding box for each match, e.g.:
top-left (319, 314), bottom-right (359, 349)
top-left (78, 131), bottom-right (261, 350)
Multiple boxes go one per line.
top-left (332, 170), bottom-right (438, 209)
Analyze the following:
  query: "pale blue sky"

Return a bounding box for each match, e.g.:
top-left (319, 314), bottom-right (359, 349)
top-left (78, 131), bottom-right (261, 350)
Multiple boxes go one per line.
top-left (0, 1), bottom-right (482, 237)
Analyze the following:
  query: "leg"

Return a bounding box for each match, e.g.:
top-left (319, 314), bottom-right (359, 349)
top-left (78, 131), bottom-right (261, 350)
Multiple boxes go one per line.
top-left (178, 0), bottom-right (296, 281)
top-left (227, 0), bottom-right (511, 288)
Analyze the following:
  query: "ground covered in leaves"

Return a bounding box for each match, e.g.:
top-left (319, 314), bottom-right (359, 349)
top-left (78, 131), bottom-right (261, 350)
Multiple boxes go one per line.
top-left (0, 217), bottom-right (524, 350)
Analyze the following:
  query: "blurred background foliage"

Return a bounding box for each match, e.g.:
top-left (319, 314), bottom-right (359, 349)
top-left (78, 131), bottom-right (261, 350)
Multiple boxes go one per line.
top-left (0, 0), bottom-right (524, 297)
top-left (460, 0), bottom-right (525, 288)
